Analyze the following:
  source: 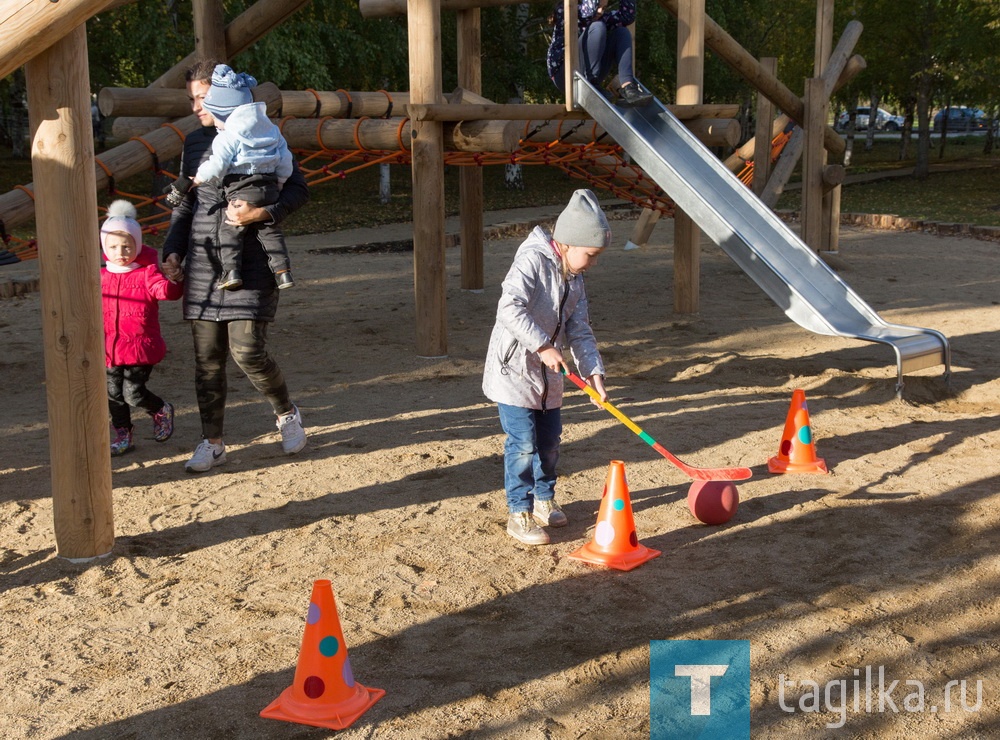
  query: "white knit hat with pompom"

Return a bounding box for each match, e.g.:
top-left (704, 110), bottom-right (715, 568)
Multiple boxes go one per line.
top-left (100, 199), bottom-right (142, 254)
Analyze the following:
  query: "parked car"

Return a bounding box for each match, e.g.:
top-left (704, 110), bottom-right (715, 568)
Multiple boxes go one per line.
top-left (933, 106), bottom-right (987, 132)
top-left (837, 107), bottom-right (900, 131)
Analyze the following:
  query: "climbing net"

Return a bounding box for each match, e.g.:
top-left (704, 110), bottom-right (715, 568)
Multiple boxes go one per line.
top-left (0, 120), bottom-right (791, 268)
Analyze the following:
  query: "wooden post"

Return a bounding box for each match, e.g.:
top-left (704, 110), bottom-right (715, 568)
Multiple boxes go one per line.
top-left (814, 0), bottom-right (839, 252)
top-left (408, 0), bottom-right (447, 357)
top-left (193, 0), bottom-right (227, 61)
top-left (457, 7), bottom-right (484, 292)
top-left (753, 57), bottom-right (777, 197)
top-left (674, 0), bottom-right (704, 314)
top-left (801, 78), bottom-right (826, 251)
top-left (25, 24), bottom-right (114, 560)
top-left (564, 0), bottom-right (579, 111)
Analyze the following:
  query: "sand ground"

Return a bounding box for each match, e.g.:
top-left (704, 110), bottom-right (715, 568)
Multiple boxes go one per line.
top-left (1, 210), bottom-right (998, 739)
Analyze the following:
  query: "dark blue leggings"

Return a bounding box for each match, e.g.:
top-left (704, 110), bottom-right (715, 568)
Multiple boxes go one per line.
top-left (552, 21), bottom-right (636, 92)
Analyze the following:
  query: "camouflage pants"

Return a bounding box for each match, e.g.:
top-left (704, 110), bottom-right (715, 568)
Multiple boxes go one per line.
top-left (191, 319), bottom-right (292, 440)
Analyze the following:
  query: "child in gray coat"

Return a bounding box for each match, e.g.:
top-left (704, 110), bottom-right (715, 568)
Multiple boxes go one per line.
top-left (482, 189), bottom-right (611, 545)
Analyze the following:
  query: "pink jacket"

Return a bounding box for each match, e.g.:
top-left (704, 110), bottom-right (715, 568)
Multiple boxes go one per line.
top-left (101, 256), bottom-right (183, 368)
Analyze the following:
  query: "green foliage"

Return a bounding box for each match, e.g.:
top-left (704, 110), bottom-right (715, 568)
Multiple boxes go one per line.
top-left (87, 2), bottom-right (193, 90)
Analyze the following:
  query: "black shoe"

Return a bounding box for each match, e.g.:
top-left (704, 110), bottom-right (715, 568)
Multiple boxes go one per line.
top-left (617, 83), bottom-right (653, 108)
top-left (217, 269), bottom-right (243, 291)
top-left (275, 270), bottom-right (295, 289)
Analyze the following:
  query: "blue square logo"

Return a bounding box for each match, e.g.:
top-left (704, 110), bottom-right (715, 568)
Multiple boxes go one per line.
top-left (650, 640), bottom-right (750, 739)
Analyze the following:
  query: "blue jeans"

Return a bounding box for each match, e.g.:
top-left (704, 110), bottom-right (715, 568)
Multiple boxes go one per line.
top-left (497, 404), bottom-right (562, 514)
top-left (552, 21), bottom-right (637, 92)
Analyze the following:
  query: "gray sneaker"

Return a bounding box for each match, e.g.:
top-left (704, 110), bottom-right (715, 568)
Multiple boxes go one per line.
top-left (533, 499), bottom-right (568, 528)
top-left (507, 512), bottom-right (550, 545)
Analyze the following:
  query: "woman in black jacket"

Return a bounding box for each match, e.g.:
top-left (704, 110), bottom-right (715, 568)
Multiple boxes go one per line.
top-left (163, 59), bottom-right (310, 473)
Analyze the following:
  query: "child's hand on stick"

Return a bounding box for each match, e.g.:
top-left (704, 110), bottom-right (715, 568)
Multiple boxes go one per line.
top-left (587, 373), bottom-right (608, 406)
top-left (538, 345), bottom-right (569, 375)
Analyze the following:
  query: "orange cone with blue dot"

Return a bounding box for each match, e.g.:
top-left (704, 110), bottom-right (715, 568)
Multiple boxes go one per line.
top-left (568, 460), bottom-right (661, 571)
top-left (260, 579), bottom-right (384, 730)
top-left (768, 389), bottom-right (828, 474)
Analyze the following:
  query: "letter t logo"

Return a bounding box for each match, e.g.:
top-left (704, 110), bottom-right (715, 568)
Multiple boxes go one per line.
top-left (674, 664), bottom-right (729, 715)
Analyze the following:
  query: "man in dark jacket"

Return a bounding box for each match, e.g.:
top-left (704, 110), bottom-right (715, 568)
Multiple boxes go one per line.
top-left (163, 59), bottom-right (310, 473)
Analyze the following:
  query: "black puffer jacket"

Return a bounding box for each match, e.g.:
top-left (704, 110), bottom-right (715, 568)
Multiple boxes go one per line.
top-left (162, 126), bottom-right (310, 322)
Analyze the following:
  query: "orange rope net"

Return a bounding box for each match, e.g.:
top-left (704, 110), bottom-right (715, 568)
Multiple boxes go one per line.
top-left (1, 121), bottom-right (792, 268)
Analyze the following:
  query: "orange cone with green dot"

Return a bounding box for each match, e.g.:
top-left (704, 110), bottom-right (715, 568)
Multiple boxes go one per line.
top-left (768, 389), bottom-right (828, 474)
top-left (260, 579), bottom-right (384, 730)
top-left (568, 460), bottom-right (661, 571)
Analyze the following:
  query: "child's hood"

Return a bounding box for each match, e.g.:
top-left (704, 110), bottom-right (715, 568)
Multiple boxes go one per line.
top-left (516, 226), bottom-right (560, 266)
top-left (223, 101), bottom-right (278, 144)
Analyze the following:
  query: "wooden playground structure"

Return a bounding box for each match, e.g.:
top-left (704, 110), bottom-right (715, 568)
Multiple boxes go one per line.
top-left (1, 0), bottom-right (863, 559)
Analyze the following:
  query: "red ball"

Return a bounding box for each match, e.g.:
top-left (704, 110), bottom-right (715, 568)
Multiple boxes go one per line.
top-left (687, 481), bottom-right (739, 525)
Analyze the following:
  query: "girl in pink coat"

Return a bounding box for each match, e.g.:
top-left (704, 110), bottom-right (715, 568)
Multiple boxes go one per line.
top-left (101, 200), bottom-right (183, 456)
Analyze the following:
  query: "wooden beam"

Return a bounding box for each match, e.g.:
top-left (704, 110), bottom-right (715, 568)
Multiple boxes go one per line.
top-left (406, 102), bottom-right (740, 121)
top-left (0, 116), bottom-right (199, 231)
top-left (0, 0), bottom-right (118, 79)
top-left (674, 0), bottom-right (704, 315)
top-left (753, 57), bottom-right (777, 197)
top-left (684, 117), bottom-right (739, 147)
top-left (801, 77), bottom-right (826, 251)
top-left (457, 6), bottom-right (484, 292)
top-left (564, 0), bottom-right (579, 111)
top-left (101, 87), bottom-right (411, 119)
top-left (149, 0), bottom-right (311, 88)
top-left (25, 24), bottom-right (114, 560)
top-left (657, 0), bottom-right (846, 158)
top-left (408, 0), bottom-right (448, 357)
top-left (193, 0), bottom-right (226, 61)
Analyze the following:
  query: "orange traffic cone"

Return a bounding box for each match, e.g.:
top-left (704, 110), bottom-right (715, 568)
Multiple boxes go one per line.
top-left (261, 579), bottom-right (385, 730)
top-left (568, 460), bottom-right (661, 571)
top-left (768, 389), bottom-right (828, 474)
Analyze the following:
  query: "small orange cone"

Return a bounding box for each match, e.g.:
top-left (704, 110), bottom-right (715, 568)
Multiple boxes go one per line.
top-left (261, 579), bottom-right (384, 730)
top-left (568, 460), bottom-right (661, 571)
top-left (768, 389), bottom-right (828, 474)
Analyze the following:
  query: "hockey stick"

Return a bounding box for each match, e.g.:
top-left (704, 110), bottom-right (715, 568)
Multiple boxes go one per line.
top-left (564, 370), bottom-right (753, 481)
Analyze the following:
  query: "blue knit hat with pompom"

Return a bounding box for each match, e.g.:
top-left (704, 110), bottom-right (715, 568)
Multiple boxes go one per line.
top-left (202, 64), bottom-right (257, 122)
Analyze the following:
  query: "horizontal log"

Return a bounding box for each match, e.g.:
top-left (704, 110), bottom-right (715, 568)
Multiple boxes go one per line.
top-left (279, 117), bottom-right (518, 152)
top-left (684, 118), bottom-right (740, 147)
top-left (822, 164), bottom-right (845, 188)
top-left (0, 115), bottom-right (200, 230)
top-left (111, 117), bottom-right (171, 141)
top-left (407, 102), bottom-right (740, 121)
top-left (100, 86), bottom-right (409, 119)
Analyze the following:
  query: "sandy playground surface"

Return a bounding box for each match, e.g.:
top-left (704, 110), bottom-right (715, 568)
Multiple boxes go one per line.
top-left (1, 209), bottom-right (998, 739)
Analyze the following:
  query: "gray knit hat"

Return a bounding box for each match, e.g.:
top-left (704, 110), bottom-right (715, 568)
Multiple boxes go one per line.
top-left (202, 64), bottom-right (257, 122)
top-left (553, 189), bottom-right (611, 249)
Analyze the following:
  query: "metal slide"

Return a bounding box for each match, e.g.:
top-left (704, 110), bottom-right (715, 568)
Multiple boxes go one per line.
top-left (573, 75), bottom-right (950, 395)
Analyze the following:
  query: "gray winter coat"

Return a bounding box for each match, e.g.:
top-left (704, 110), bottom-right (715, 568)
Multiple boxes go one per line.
top-left (482, 226), bottom-right (605, 410)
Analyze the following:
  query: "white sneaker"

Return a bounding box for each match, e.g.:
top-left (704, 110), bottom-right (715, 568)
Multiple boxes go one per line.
top-left (185, 439), bottom-right (226, 473)
top-left (277, 405), bottom-right (306, 455)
